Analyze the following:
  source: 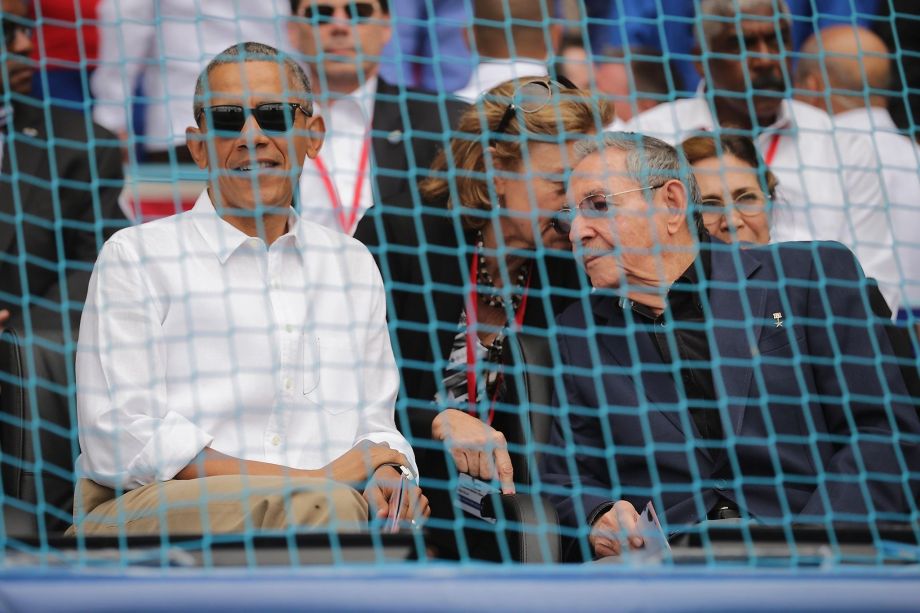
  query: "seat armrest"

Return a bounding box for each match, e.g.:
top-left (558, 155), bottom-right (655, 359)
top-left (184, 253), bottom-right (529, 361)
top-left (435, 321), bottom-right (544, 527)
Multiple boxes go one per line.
top-left (480, 493), bottom-right (560, 563)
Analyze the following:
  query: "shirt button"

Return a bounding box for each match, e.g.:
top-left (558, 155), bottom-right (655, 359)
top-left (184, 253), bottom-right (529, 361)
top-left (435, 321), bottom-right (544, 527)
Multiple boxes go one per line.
top-left (271, 279), bottom-right (281, 289)
top-left (283, 377), bottom-right (293, 391)
top-left (715, 479), bottom-right (728, 490)
top-left (659, 321), bottom-right (666, 328)
top-left (285, 324), bottom-right (294, 334)
top-left (271, 435), bottom-right (281, 446)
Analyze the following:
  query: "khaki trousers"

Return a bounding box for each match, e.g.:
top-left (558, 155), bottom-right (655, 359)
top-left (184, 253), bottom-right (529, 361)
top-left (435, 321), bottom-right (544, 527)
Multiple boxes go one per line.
top-left (65, 475), bottom-right (368, 536)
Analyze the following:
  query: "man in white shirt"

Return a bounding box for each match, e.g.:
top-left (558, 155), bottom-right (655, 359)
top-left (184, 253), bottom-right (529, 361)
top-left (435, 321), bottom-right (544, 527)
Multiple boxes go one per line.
top-left (627, 0), bottom-right (899, 310)
top-left (453, 0), bottom-right (551, 103)
top-left (795, 25), bottom-right (920, 319)
top-left (91, 0), bottom-right (292, 163)
top-left (289, 0), bottom-right (465, 237)
top-left (71, 42), bottom-right (427, 536)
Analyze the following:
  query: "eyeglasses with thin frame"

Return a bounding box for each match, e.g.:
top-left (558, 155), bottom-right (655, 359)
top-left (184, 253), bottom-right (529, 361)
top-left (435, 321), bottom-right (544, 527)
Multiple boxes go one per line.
top-left (2, 18), bottom-right (33, 49)
top-left (550, 183), bottom-right (667, 236)
top-left (195, 102), bottom-right (312, 134)
top-left (302, 2), bottom-right (377, 21)
top-left (699, 190), bottom-right (768, 223)
top-left (490, 76), bottom-right (578, 145)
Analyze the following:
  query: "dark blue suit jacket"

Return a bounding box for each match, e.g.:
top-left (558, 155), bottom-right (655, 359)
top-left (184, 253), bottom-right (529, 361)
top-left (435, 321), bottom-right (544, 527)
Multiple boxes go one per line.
top-left (540, 241), bottom-right (920, 536)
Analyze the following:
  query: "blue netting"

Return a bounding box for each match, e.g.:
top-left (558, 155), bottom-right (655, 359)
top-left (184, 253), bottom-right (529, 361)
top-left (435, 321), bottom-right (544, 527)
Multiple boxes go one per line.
top-left (1, 1), bottom-right (919, 601)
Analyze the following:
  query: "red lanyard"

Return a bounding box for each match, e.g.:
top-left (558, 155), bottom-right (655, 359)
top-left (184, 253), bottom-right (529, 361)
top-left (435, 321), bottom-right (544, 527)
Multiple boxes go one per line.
top-left (763, 133), bottom-right (781, 167)
top-left (313, 136), bottom-right (372, 234)
top-left (465, 249), bottom-right (531, 423)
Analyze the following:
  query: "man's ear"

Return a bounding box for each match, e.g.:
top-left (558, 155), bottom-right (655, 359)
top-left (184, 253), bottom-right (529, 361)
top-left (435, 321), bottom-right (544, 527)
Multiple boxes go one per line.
top-left (303, 115), bottom-right (326, 160)
top-left (662, 179), bottom-right (689, 235)
top-left (186, 126), bottom-right (209, 169)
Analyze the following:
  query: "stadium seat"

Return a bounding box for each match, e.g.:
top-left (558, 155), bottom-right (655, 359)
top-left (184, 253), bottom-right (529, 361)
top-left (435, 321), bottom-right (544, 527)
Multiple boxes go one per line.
top-left (0, 328), bottom-right (78, 537)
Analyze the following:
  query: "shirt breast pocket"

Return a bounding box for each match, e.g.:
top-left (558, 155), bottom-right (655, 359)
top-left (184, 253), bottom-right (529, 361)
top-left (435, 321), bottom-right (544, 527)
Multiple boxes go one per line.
top-left (303, 334), bottom-right (361, 414)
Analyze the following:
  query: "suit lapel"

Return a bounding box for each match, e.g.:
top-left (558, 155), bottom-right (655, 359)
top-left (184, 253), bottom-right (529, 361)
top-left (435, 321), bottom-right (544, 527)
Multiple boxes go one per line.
top-left (592, 295), bottom-right (691, 438)
top-left (707, 245), bottom-right (765, 437)
top-left (0, 104), bottom-right (46, 257)
top-left (370, 79), bottom-right (408, 204)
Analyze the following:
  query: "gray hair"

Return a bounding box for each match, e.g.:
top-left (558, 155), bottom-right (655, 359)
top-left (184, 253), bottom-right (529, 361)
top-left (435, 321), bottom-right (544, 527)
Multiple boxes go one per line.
top-left (193, 42), bottom-right (313, 122)
top-left (697, 0), bottom-right (792, 50)
top-left (573, 132), bottom-right (705, 237)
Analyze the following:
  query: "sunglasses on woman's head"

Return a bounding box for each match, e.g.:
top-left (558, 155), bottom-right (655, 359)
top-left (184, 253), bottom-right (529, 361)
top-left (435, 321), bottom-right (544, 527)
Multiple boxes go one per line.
top-left (302, 2), bottom-right (377, 20)
top-left (196, 103), bottom-right (312, 134)
top-left (490, 76), bottom-right (579, 145)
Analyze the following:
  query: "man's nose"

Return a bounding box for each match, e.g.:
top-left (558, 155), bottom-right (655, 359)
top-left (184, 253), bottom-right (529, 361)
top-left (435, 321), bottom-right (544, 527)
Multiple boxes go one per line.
top-left (238, 114), bottom-right (270, 144)
top-left (570, 214), bottom-right (593, 245)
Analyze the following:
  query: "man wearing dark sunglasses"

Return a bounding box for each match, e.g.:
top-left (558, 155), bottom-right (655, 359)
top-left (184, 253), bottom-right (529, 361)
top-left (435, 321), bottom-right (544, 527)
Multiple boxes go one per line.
top-left (71, 42), bottom-right (429, 537)
top-left (540, 132), bottom-right (920, 561)
top-left (288, 0), bottom-right (466, 238)
top-left (0, 0), bottom-right (125, 337)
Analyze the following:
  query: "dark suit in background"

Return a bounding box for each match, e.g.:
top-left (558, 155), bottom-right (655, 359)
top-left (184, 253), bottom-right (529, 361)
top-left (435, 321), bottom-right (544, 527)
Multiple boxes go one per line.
top-left (353, 78), bottom-right (467, 246)
top-left (541, 241), bottom-right (920, 545)
top-left (0, 101), bottom-right (126, 336)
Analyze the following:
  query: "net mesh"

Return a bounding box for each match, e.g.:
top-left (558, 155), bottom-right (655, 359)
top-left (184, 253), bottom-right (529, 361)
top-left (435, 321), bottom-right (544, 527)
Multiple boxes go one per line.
top-left (0, 0), bottom-right (919, 577)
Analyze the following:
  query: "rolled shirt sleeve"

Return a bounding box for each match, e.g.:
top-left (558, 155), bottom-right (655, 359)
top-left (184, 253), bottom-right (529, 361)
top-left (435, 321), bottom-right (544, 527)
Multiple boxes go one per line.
top-left (76, 239), bottom-right (213, 490)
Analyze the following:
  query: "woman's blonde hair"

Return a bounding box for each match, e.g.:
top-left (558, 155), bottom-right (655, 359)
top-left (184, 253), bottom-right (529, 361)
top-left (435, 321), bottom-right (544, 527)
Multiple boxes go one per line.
top-left (419, 79), bottom-right (612, 230)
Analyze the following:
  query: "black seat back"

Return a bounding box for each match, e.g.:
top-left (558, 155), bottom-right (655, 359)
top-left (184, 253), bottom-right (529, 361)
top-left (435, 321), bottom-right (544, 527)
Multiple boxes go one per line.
top-left (0, 328), bottom-right (78, 535)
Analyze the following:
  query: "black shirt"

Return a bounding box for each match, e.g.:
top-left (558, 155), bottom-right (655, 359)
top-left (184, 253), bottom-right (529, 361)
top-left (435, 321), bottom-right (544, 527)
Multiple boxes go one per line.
top-left (623, 243), bottom-right (722, 440)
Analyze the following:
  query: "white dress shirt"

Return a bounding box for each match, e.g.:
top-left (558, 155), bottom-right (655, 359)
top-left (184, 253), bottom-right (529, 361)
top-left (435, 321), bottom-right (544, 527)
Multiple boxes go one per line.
top-left (91, 0), bottom-right (291, 152)
top-left (298, 76), bottom-right (377, 235)
top-left (453, 59), bottom-right (548, 103)
top-left (627, 93), bottom-right (899, 311)
top-left (76, 190), bottom-right (414, 490)
top-left (833, 107), bottom-right (920, 311)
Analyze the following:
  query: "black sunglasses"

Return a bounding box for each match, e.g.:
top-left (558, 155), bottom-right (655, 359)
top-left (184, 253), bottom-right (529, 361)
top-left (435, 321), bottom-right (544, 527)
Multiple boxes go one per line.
top-left (490, 76), bottom-right (578, 145)
top-left (2, 19), bottom-right (33, 49)
top-left (302, 2), bottom-right (377, 20)
top-left (196, 103), bottom-right (312, 134)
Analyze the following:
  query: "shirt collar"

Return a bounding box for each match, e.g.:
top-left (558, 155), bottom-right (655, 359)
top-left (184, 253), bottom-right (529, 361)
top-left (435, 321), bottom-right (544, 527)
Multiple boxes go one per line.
top-left (316, 74), bottom-right (378, 131)
top-left (835, 106), bottom-right (898, 131)
top-left (190, 190), bottom-right (302, 264)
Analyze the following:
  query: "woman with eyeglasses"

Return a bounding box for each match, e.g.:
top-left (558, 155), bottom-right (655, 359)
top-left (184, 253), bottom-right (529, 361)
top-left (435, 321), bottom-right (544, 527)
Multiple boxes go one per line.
top-left (368, 78), bottom-right (609, 551)
top-left (680, 134), bottom-right (777, 245)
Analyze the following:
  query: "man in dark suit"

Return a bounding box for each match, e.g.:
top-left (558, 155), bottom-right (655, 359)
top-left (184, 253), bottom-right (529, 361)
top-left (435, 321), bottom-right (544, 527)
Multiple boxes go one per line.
top-left (540, 132), bottom-right (920, 560)
top-left (0, 0), bottom-right (125, 336)
top-left (288, 0), bottom-right (466, 241)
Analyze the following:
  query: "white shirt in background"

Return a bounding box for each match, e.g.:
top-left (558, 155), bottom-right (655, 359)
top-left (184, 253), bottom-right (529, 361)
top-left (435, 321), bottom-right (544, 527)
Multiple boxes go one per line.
top-left (298, 76), bottom-right (377, 235)
top-left (834, 107), bottom-right (920, 312)
top-left (453, 58), bottom-right (548, 103)
top-left (92, 0), bottom-right (291, 152)
top-left (75, 190), bottom-right (414, 490)
top-left (627, 93), bottom-right (899, 312)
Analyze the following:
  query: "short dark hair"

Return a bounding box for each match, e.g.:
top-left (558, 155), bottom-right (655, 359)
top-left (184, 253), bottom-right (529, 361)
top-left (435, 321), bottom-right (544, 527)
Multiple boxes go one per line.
top-left (193, 42), bottom-right (313, 122)
top-left (289, 0), bottom-right (389, 16)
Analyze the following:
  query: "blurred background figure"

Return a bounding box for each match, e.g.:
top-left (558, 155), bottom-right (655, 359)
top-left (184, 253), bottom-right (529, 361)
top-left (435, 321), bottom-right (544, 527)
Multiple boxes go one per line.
top-left (681, 134), bottom-right (775, 245)
top-left (379, 0), bottom-right (470, 92)
top-left (29, 0), bottom-right (99, 106)
top-left (554, 31), bottom-right (590, 90)
top-left (91, 0), bottom-right (291, 164)
top-left (581, 0), bottom-right (881, 96)
top-left (1, 0), bottom-right (125, 337)
top-left (794, 24), bottom-right (920, 322)
top-left (454, 0), bottom-right (553, 103)
top-left (288, 0), bottom-right (465, 238)
top-left (594, 45), bottom-right (669, 127)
